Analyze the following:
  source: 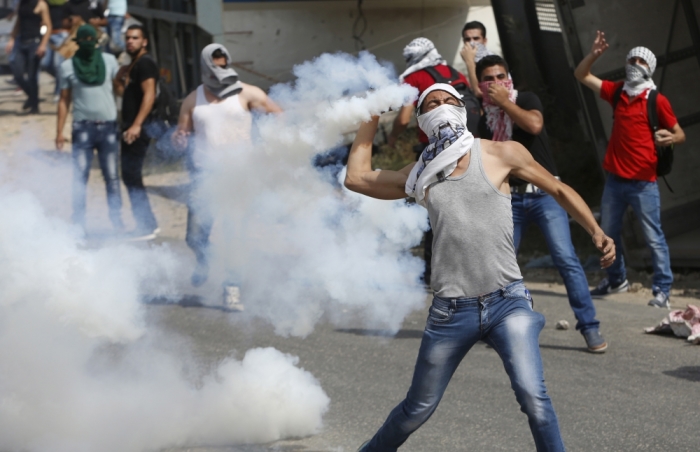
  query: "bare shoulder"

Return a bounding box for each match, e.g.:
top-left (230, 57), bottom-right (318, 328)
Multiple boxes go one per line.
top-left (181, 89), bottom-right (198, 111)
top-left (240, 82), bottom-right (266, 100)
top-left (481, 138), bottom-right (529, 164)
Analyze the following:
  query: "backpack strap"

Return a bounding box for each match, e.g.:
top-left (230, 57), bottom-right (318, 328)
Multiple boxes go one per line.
top-left (423, 65), bottom-right (468, 91)
top-left (647, 89), bottom-right (659, 133)
top-left (423, 65), bottom-right (450, 84)
top-left (611, 84), bottom-right (623, 117)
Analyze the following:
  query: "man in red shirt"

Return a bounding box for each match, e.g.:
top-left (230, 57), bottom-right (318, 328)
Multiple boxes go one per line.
top-left (575, 31), bottom-right (685, 309)
top-left (386, 37), bottom-right (472, 286)
top-left (387, 37), bottom-right (471, 151)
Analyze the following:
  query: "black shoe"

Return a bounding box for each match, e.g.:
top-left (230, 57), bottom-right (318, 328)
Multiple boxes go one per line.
top-left (22, 99), bottom-right (31, 111)
top-left (590, 278), bottom-right (629, 298)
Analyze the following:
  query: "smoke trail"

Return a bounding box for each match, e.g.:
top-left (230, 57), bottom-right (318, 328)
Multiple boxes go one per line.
top-left (0, 189), bottom-right (329, 451)
top-left (197, 51), bottom-right (428, 337)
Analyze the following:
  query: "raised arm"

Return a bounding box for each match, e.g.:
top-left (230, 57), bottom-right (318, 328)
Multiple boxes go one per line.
top-left (502, 141), bottom-right (615, 267)
top-left (574, 30), bottom-right (608, 94)
top-left (344, 116), bottom-right (414, 200)
top-left (460, 42), bottom-right (482, 98)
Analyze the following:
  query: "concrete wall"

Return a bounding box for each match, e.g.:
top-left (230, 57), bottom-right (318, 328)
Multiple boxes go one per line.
top-left (569, 0), bottom-right (700, 211)
top-left (218, 1), bottom-right (479, 89)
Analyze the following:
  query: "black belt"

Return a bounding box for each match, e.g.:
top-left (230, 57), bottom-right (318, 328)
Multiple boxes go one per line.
top-left (611, 174), bottom-right (641, 183)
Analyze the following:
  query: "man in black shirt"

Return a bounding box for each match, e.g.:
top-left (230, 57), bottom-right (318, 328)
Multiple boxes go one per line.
top-left (114, 23), bottom-right (159, 239)
top-left (41, 0), bottom-right (70, 100)
top-left (476, 55), bottom-right (607, 353)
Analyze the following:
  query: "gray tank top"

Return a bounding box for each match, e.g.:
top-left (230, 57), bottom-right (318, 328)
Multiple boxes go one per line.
top-left (426, 139), bottom-right (522, 298)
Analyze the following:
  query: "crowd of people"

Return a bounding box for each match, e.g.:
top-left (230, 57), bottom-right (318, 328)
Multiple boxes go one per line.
top-left (2, 8), bottom-right (689, 449)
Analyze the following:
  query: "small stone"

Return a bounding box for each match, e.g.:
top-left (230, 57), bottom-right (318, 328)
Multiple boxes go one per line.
top-left (556, 320), bottom-right (569, 330)
top-left (630, 282), bottom-right (644, 293)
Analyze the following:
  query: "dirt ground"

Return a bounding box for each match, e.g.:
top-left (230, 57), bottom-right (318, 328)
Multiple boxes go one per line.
top-left (2, 73), bottom-right (698, 312)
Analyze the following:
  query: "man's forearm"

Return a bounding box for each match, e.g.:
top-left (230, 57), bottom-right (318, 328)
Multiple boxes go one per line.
top-left (57, 99), bottom-right (69, 136)
top-left (574, 53), bottom-right (597, 81)
top-left (466, 59), bottom-right (481, 97)
top-left (501, 101), bottom-right (542, 135)
top-left (550, 183), bottom-right (601, 236)
top-left (347, 116), bottom-right (379, 177)
top-left (133, 92), bottom-right (155, 126)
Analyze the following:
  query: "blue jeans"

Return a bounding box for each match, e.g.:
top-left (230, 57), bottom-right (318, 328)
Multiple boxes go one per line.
top-left (600, 175), bottom-right (673, 295)
top-left (512, 193), bottom-right (599, 332)
top-left (71, 121), bottom-right (123, 229)
top-left (107, 15), bottom-right (125, 54)
top-left (366, 281), bottom-right (565, 452)
top-left (12, 37), bottom-right (40, 110)
top-left (41, 31), bottom-right (69, 96)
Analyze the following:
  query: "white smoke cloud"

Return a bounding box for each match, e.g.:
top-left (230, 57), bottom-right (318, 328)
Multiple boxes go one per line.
top-left (196, 51), bottom-right (428, 337)
top-left (0, 189), bottom-right (329, 451)
top-left (0, 50), bottom-right (427, 451)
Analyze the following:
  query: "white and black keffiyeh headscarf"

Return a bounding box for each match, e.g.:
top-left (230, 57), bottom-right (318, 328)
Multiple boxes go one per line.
top-left (623, 46), bottom-right (657, 98)
top-left (405, 84), bottom-right (474, 207)
top-left (399, 37), bottom-right (447, 82)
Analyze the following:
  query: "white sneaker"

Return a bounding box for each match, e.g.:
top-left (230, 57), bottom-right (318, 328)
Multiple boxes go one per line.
top-left (223, 285), bottom-right (244, 311)
top-left (124, 227), bottom-right (160, 242)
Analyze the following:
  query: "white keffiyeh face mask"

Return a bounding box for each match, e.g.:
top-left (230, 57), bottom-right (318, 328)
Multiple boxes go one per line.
top-left (417, 103), bottom-right (467, 139)
top-left (405, 84), bottom-right (474, 207)
top-left (623, 46), bottom-right (657, 98)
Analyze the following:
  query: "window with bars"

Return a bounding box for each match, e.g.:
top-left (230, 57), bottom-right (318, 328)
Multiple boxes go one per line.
top-left (535, 0), bottom-right (562, 33)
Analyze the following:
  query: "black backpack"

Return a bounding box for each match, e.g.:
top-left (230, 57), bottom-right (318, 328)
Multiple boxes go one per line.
top-left (423, 65), bottom-right (481, 137)
top-left (150, 77), bottom-right (180, 129)
top-left (612, 86), bottom-right (674, 191)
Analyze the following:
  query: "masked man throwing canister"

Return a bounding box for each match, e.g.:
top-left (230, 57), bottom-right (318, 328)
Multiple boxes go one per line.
top-left (172, 44), bottom-right (281, 311)
top-left (575, 31), bottom-right (685, 309)
top-left (346, 83), bottom-right (616, 451)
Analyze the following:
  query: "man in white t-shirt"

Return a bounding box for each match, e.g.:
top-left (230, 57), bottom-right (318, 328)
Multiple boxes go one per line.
top-left (172, 44), bottom-right (280, 310)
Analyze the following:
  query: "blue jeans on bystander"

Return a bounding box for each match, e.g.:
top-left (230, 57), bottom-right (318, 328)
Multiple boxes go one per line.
top-left (41, 31), bottom-right (69, 96)
top-left (12, 37), bottom-right (41, 111)
top-left (600, 175), bottom-right (673, 295)
top-left (365, 280), bottom-right (565, 452)
top-left (512, 192), bottom-right (600, 332)
top-left (107, 15), bottom-right (125, 54)
top-left (71, 120), bottom-right (123, 229)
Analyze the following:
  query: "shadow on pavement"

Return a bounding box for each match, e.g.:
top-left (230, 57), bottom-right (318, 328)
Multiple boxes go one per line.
top-left (662, 366), bottom-right (700, 382)
top-left (335, 328), bottom-right (423, 339)
top-left (538, 343), bottom-right (588, 353)
top-left (147, 183), bottom-right (191, 204)
top-left (144, 294), bottom-right (242, 313)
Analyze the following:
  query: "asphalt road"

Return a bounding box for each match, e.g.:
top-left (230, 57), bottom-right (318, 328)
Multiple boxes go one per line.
top-left (152, 281), bottom-right (699, 452)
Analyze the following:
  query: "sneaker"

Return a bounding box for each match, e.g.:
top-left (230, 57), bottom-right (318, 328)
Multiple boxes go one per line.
top-left (648, 290), bottom-right (670, 309)
top-left (357, 440), bottom-right (370, 452)
top-left (22, 99), bottom-right (31, 111)
top-left (223, 285), bottom-right (244, 312)
top-left (590, 278), bottom-right (629, 298)
top-left (582, 329), bottom-right (608, 353)
top-left (124, 227), bottom-right (160, 242)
